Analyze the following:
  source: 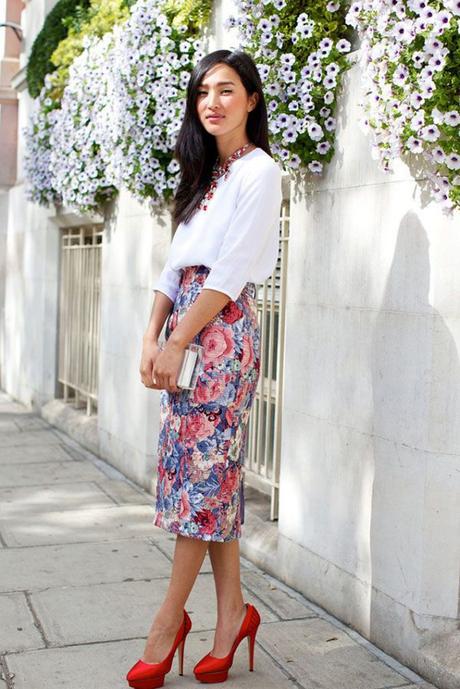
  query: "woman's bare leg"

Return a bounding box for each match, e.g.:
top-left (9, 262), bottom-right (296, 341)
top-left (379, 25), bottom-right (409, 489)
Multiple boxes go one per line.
top-left (142, 534), bottom-right (209, 662)
top-left (207, 538), bottom-right (247, 657)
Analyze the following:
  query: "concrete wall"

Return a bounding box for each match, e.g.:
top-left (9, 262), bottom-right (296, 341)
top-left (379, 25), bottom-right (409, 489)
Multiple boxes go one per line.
top-left (277, 54), bottom-right (460, 683)
top-left (96, 192), bottom-right (172, 491)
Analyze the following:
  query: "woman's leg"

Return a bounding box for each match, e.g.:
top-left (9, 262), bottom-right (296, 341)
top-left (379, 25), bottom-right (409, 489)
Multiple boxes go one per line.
top-left (207, 538), bottom-right (247, 657)
top-left (143, 534), bottom-right (209, 662)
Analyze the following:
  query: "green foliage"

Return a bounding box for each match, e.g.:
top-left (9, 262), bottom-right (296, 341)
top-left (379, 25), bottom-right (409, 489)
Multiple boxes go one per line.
top-left (163, 0), bottom-right (213, 30)
top-left (48, 0), bottom-right (130, 99)
top-left (26, 0), bottom-right (91, 98)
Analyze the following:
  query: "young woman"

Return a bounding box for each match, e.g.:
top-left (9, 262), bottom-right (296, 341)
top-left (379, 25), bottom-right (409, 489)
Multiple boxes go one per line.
top-left (127, 48), bottom-right (282, 688)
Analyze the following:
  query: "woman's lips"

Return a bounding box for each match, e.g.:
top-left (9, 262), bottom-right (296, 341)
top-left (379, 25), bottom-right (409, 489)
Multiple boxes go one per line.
top-left (207, 115), bottom-right (224, 121)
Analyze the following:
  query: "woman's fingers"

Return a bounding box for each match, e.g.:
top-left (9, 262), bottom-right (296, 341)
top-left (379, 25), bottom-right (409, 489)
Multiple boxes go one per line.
top-left (167, 374), bottom-right (180, 393)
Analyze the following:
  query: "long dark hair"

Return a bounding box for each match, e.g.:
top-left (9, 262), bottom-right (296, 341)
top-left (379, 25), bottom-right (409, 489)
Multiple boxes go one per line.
top-left (172, 49), bottom-right (273, 226)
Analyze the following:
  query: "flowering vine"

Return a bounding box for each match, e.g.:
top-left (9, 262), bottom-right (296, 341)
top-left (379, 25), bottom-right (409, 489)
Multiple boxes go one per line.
top-left (346, 0), bottom-right (460, 210)
top-left (225, 0), bottom-right (352, 175)
top-left (112, 0), bottom-right (206, 209)
top-left (23, 83), bottom-right (61, 207)
top-left (49, 32), bottom-right (120, 212)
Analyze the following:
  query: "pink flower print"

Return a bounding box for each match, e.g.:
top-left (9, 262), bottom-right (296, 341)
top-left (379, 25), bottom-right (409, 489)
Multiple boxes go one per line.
top-left (202, 325), bottom-right (234, 365)
top-left (181, 269), bottom-right (194, 290)
top-left (234, 380), bottom-right (249, 409)
top-left (240, 334), bottom-right (254, 373)
top-left (225, 407), bottom-right (236, 426)
top-left (179, 489), bottom-right (191, 520)
top-left (163, 474), bottom-right (173, 498)
top-left (193, 375), bottom-right (226, 404)
top-left (185, 412), bottom-right (215, 447)
top-left (220, 466), bottom-right (240, 502)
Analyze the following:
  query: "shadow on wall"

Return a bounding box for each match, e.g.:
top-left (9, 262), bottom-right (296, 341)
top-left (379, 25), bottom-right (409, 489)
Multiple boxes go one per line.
top-left (369, 209), bottom-right (460, 642)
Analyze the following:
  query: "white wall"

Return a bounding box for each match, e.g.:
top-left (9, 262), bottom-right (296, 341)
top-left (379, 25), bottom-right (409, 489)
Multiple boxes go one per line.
top-left (96, 191), bottom-right (173, 490)
top-left (277, 55), bottom-right (460, 679)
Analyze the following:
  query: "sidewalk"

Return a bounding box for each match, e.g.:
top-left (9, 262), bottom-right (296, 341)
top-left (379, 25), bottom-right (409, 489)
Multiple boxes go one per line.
top-left (0, 390), bottom-right (438, 689)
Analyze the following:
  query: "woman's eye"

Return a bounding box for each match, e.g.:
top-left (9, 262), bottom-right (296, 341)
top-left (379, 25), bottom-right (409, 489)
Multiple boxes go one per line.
top-left (197, 90), bottom-right (232, 95)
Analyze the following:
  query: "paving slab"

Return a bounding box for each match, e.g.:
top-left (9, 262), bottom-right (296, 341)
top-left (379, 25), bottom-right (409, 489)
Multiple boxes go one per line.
top-left (0, 429), bottom-right (61, 448)
top-left (0, 482), bottom-right (115, 519)
top-left (257, 616), bottom-right (414, 689)
top-left (0, 421), bottom-right (19, 433)
top-left (0, 504), bottom-right (158, 547)
top-left (0, 592), bottom-right (45, 652)
top-left (11, 417), bottom-right (51, 432)
top-left (0, 539), bottom-right (172, 593)
top-left (0, 460), bottom-right (107, 488)
top-left (0, 443), bottom-right (74, 465)
top-left (29, 574), bottom-right (278, 647)
top-left (95, 478), bottom-right (155, 505)
top-left (4, 632), bottom-right (298, 689)
top-left (241, 568), bottom-right (317, 620)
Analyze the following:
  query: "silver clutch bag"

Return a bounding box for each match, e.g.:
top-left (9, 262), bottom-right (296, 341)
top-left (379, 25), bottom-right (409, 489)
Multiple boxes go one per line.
top-left (157, 340), bottom-right (204, 390)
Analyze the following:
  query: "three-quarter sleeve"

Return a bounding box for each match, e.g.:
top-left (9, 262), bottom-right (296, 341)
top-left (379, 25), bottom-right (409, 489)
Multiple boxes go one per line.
top-left (153, 255), bottom-right (182, 303)
top-left (202, 161), bottom-right (282, 302)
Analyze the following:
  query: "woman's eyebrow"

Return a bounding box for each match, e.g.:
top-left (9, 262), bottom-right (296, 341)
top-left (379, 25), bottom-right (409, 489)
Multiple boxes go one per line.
top-left (198, 80), bottom-right (236, 87)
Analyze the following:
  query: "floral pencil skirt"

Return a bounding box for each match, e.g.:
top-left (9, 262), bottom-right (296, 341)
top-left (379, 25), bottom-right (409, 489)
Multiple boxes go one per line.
top-left (152, 264), bottom-right (261, 542)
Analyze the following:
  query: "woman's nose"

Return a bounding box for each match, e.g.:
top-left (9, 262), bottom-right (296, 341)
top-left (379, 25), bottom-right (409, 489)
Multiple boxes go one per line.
top-left (207, 91), bottom-right (220, 107)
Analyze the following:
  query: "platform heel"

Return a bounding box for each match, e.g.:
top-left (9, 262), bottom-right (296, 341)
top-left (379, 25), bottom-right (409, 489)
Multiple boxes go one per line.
top-left (126, 609), bottom-right (192, 688)
top-left (193, 603), bottom-right (261, 683)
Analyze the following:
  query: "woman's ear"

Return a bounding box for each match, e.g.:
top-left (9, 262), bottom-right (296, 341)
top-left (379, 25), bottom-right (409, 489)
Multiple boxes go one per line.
top-left (248, 92), bottom-right (259, 112)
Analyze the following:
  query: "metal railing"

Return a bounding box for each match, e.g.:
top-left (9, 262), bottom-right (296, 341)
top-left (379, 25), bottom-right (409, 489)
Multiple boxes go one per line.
top-left (245, 174), bottom-right (291, 520)
top-left (57, 225), bottom-right (103, 415)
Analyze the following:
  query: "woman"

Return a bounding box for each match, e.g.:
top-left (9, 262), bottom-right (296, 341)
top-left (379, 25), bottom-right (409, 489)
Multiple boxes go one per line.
top-left (127, 48), bottom-right (282, 688)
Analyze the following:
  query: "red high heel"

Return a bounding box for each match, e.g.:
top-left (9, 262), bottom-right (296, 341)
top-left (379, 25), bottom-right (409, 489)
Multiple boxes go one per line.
top-left (193, 603), bottom-right (260, 683)
top-left (126, 609), bottom-right (192, 688)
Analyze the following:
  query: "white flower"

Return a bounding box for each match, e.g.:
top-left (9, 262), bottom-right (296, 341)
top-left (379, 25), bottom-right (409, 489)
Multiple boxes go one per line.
top-left (336, 38), bottom-right (351, 53)
top-left (308, 160), bottom-right (323, 173)
top-left (407, 136), bottom-right (423, 153)
top-left (307, 122), bottom-right (324, 141)
top-left (430, 146), bottom-right (445, 163)
top-left (445, 153), bottom-right (460, 170)
top-left (420, 124), bottom-right (441, 142)
top-left (445, 0), bottom-right (460, 15)
top-left (445, 110), bottom-right (460, 126)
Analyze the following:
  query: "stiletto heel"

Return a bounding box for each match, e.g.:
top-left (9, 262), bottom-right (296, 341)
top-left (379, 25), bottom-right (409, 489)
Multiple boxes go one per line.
top-left (178, 638), bottom-right (185, 676)
top-left (193, 603), bottom-right (261, 683)
top-left (126, 609), bottom-right (192, 688)
top-left (247, 630), bottom-right (256, 671)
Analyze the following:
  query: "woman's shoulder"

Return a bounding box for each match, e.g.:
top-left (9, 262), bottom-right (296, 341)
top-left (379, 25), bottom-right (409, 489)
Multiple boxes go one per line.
top-left (237, 148), bottom-right (282, 188)
top-left (240, 148), bottom-right (283, 194)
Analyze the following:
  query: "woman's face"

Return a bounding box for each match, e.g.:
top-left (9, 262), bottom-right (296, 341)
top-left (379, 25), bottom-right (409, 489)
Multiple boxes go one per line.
top-left (196, 63), bottom-right (258, 139)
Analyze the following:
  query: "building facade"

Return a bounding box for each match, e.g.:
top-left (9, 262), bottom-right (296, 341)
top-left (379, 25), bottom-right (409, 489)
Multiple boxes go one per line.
top-left (0, 2), bottom-right (459, 687)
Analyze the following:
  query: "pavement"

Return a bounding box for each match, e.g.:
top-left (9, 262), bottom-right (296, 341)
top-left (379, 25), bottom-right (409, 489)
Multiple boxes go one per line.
top-left (0, 390), bottom-right (440, 689)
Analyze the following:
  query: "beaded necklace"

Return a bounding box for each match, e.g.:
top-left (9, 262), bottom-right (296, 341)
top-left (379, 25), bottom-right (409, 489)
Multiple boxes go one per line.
top-left (197, 142), bottom-right (255, 211)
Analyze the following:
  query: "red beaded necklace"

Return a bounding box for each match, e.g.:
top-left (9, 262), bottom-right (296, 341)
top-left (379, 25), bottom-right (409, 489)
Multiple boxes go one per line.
top-left (197, 142), bottom-right (255, 211)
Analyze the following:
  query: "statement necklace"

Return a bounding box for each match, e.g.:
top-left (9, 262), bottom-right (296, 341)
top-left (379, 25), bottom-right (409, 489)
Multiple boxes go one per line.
top-left (197, 142), bottom-right (254, 211)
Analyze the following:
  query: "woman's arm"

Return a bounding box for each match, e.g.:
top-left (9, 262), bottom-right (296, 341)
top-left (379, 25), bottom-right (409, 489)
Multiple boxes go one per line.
top-left (143, 291), bottom-right (174, 344)
top-left (139, 291), bottom-right (174, 391)
top-left (168, 287), bottom-right (230, 348)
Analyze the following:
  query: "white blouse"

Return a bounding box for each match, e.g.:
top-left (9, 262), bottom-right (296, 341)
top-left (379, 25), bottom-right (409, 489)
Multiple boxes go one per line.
top-left (153, 147), bottom-right (283, 303)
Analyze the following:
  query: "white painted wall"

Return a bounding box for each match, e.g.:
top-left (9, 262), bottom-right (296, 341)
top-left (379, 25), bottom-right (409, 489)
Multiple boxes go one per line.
top-left (96, 192), bottom-right (173, 490)
top-left (277, 54), bottom-right (460, 679)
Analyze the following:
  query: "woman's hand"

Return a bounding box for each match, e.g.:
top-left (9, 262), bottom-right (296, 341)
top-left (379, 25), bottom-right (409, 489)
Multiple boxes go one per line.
top-left (140, 337), bottom-right (183, 392)
top-left (152, 340), bottom-right (185, 393)
top-left (139, 337), bottom-right (163, 390)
